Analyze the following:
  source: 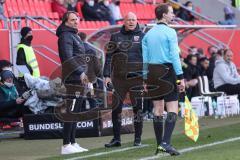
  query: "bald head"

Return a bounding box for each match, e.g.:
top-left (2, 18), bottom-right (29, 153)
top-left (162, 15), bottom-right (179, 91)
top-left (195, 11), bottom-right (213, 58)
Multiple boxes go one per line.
top-left (124, 12), bottom-right (138, 31)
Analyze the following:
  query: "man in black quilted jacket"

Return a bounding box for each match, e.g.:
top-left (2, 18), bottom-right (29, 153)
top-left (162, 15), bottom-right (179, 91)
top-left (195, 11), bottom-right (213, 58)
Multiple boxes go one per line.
top-left (104, 12), bottom-right (145, 147)
top-left (56, 11), bottom-right (89, 155)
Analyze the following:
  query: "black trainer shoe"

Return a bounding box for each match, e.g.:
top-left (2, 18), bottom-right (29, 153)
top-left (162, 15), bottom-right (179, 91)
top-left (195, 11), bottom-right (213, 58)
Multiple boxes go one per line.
top-left (155, 142), bottom-right (180, 156)
top-left (133, 138), bottom-right (142, 146)
top-left (104, 139), bottom-right (121, 148)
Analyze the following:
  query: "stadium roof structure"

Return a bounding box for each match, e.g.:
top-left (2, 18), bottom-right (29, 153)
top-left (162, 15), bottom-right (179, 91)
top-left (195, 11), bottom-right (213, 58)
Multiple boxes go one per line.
top-left (87, 24), bottom-right (237, 52)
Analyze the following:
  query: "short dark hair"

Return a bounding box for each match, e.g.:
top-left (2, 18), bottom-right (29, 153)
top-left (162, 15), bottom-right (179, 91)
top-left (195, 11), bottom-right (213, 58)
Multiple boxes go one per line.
top-left (62, 11), bottom-right (79, 24)
top-left (207, 45), bottom-right (217, 53)
top-left (188, 46), bottom-right (197, 53)
top-left (155, 3), bottom-right (170, 20)
top-left (197, 48), bottom-right (204, 54)
top-left (184, 1), bottom-right (192, 6)
top-left (223, 48), bottom-right (231, 56)
top-left (186, 54), bottom-right (197, 61)
top-left (217, 48), bottom-right (224, 56)
top-left (0, 60), bottom-right (12, 73)
top-left (199, 57), bottom-right (209, 63)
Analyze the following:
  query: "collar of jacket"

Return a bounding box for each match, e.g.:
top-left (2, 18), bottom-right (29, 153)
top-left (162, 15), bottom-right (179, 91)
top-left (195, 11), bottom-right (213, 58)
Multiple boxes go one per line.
top-left (56, 24), bottom-right (78, 37)
top-left (20, 38), bottom-right (31, 46)
top-left (120, 23), bottom-right (141, 35)
top-left (157, 22), bottom-right (168, 26)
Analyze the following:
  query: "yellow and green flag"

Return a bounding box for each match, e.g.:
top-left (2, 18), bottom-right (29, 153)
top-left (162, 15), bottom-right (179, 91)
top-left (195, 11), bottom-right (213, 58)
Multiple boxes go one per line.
top-left (184, 96), bottom-right (199, 142)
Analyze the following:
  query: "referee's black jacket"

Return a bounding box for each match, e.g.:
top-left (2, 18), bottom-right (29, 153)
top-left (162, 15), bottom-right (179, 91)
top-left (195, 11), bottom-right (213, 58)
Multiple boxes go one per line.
top-left (103, 24), bottom-right (145, 78)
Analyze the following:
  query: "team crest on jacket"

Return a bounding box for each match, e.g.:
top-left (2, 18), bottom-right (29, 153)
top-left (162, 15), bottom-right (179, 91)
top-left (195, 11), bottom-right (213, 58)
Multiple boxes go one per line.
top-left (133, 36), bottom-right (140, 41)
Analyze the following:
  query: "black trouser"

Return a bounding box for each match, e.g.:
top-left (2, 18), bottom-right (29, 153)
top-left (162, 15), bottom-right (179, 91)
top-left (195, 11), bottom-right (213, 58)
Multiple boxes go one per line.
top-left (143, 99), bottom-right (153, 114)
top-left (216, 83), bottom-right (240, 97)
top-left (111, 77), bottom-right (143, 141)
top-left (82, 97), bottom-right (97, 111)
top-left (63, 97), bottom-right (85, 145)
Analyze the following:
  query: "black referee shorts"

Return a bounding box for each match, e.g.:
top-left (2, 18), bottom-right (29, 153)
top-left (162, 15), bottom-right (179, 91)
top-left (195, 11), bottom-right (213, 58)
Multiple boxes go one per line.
top-left (149, 63), bottom-right (178, 102)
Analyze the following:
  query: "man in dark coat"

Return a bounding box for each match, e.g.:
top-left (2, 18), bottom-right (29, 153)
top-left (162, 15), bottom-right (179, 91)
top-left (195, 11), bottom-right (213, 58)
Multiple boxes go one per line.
top-left (56, 11), bottom-right (89, 155)
top-left (104, 12), bottom-right (145, 147)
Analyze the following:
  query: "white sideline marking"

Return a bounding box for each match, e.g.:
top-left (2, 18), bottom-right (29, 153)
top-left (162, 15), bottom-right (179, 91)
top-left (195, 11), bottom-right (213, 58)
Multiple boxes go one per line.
top-left (139, 136), bottom-right (240, 160)
top-left (65, 144), bottom-right (149, 160)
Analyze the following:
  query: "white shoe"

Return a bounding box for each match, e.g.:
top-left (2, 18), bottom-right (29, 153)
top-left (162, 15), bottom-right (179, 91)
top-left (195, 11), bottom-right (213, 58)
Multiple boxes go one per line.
top-left (72, 143), bottom-right (89, 152)
top-left (61, 144), bottom-right (79, 155)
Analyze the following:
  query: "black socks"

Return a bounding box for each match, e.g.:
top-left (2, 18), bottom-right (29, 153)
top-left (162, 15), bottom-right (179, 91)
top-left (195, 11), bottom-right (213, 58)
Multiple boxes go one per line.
top-left (153, 116), bottom-right (164, 145)
top-left (162, 112), bottom-right (177, 144)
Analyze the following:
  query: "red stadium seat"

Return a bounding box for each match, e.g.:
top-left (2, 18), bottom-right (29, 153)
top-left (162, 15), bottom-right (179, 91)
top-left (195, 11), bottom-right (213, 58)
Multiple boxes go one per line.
top-left (5, 0), bottom-right (12, 9)
top-left (76, 2), bottom-right (84, 19)
top-left (85, 21), bottom-right (98, 29)
top-left (0, 20), bottom-right (3, 29)
top-left (52, 12), bottom-right (59, 20)
top-left (48, 12), bottom-right (54, 19)
top-left (10, 0), bottom-right (18, 9)
top-left (38, 0), bottom-right (47, 12)
top-left (79, 21), bottom-right (87, 28)
top-left (120, 0), bottom-right (133, 3)
top-left (54, 20), bottom-right (61, 26)
top-left (95, 21), bottom-right (102, 28)
top-left (32, 21), bottom-right (40, 29)
top-left (43, 0), bottom-right (52, 12)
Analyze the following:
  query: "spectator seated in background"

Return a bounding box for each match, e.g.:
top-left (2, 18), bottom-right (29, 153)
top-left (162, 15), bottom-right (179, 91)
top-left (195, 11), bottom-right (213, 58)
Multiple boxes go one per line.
top-left (164, 0), bottom-right (180, 14)
top-left (82, 0), bottom-right (102, 21)
top-left (208, 46), bottom-right (219, 79)
top-left (96, 0), bottom-right (115, 25)
top-left (180, 55), bottom-right (188, 70)
top-left (0, 70), bottom-right (31, 118)
top-left (0, 0), bottom-right (7, 29)
top-left (177, 1), bottom-right (196, 22)
top-left (184, 54), bottom-right (200, 99)
top-left (213, 49), bottom-right (240, 96)
top-left (65, 0), bottom-right (77, 11)
top-left (188, 45), bottom-right (198, 55)
top-left (51, 0), bottom-right (67, 19)
top-left (133, 0), bottom-right (145, 4)
top-left (109, 0), bottom-right (122, 23)
top-left (0, 60), bottom-right (27, 95)
top-left (199, 57), bottom-right (210, 77)
top-left (219, 6), bottom-right (236, 25)
top-left (0, 59), bottom-right (12, 73)
top-left (197, 47), bottom-right (204, 56)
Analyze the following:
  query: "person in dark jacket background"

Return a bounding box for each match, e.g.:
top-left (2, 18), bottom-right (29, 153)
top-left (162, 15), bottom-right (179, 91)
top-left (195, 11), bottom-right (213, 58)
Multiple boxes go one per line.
top-left (208, 46), bottom-right (219, 80)
top-left (199, 57), bottom-right (210, 77)
top-left (184, 54), bottom-right (200, 99)
top-left (56, 11), bottom-right (89, 155)
top-left (177, 1), bottom-right (196, 22)
top-left (78, 32), bottom-right (97, 57)
top-left (78, 31), bottom-right (102, 110)
top-left (82, 0), bottom-right (102, 21)
top-left (97, 0), bottom-right (115, 24)
top-left (104, 12), bottom-right (145, 148)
